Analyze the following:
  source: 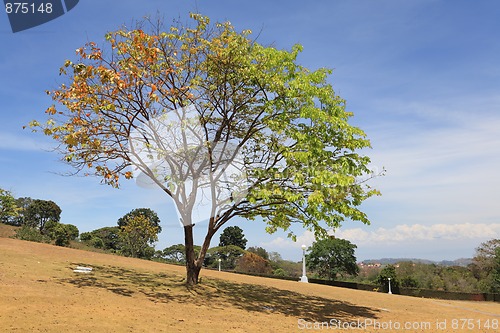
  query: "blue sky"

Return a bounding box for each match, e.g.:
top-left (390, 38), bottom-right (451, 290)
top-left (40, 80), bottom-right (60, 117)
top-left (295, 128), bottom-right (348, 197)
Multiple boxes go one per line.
top-left (1, 0), bottom-right (499, 262)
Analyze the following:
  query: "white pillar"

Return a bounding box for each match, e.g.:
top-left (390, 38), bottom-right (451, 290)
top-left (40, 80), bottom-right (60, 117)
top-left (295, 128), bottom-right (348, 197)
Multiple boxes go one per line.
top-left (300, 244), bottom-right (308, 283)
top-left (388, 277), bottom-right (392, 294)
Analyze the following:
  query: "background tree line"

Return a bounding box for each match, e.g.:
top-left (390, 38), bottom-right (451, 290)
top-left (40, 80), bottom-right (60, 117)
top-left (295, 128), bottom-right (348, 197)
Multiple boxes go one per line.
top-left (350, 239), bottom-right (500, 294)
top-left (4, 187), bottom-right (499, 293)
top-left (79, 208), bottom-right (161, 259)
top-left (1, 188), bottom-right (79, 246)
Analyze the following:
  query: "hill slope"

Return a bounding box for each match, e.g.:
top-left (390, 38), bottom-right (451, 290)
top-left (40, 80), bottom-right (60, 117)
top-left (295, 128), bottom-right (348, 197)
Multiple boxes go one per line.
top-left (1, 237), bottom-right (499, 332)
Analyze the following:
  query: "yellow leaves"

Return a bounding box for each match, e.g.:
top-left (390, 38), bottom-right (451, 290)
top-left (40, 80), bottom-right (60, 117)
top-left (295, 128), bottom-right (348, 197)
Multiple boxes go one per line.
top-left (46, 105), bottom-right (57, 115)
top-left (64, 133), bottom-right (78, 147)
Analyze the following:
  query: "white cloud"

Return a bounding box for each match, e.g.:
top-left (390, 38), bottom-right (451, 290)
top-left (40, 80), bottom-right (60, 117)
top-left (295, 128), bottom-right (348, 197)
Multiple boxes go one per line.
top-left (261, 230), bottom-right (316, 250)
top-left (261, 223), bottom-right (499, 259)
top-left (333, 223), bottom-right (500, 246)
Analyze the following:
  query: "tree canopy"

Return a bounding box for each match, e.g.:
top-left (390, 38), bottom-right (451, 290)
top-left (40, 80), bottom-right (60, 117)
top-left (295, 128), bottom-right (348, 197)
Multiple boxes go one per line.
top-left (120, 213), bottom-right (159, 258)
top-left (0, 188), bottom-right (19, 225)
top-left (219, 226), bottom-right (247, 249)
top-left (24, 199), bottom-right (61, 232)
top-left (118, 208), bottom-right (162, 233)
top-left (30, 13), bottom-right (379, 284)
top-left (306, 236), bottom-right (359, 280)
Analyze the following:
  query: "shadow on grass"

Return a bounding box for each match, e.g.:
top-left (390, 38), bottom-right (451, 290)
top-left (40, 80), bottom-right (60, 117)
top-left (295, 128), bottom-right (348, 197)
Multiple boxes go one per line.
top-left (58, 263), bottom-right (380, 322)
top-left (198, 279), bottom-right (380, 322)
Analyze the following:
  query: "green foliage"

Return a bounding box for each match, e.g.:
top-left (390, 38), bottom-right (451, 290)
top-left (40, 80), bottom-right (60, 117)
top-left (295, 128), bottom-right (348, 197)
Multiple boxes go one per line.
top-left (32, 220), bottom-right (80, 247)
top-left (206, 245), bottom-right (246, 270)
top-left (80, 227), bottom-right (123, 252)
top-left (0, 188), bottom-right (19, 225)
top-left (12, 197), bottom-right (33, 226)
top-left (24, 199), bottom-right (61, 232)
top-left (219, 226), bottom-right (247, 250)
top-left (162, 244), bottom-right (186, 263)
top-left (491, 247), bottom-right (500, 293)
top-left (471, 238), bottom-right (500, 292)
top-left (247, 246), bottom-right (269, 260)
top-left (52, 224), bottom-right (72, 246)
top-left (377, 265), bottom-right (399, 293)
top-left (119, 214), bottom-right (159, 258)
top-left (272, 268), bottom-right (287, 277)
top-left (88, 227), bottom-right (121, 251)
top-left (115, 209), bottom-right (161, 259)
top-left (267, 252), bottom-right (302, 277)
top-left (64, 224), bottom-right (80, 240)
top-left (306, 237), bottom-right (359, 280)
top-left (117, 208), bottom-right (162, 233)
top-left (90, 236), bottom-right (104, 249)
top-left (14, 225), bottom-right (51, 243)
top-left (400, 276), bottom-right (420, 288)
top-left (79, 231), bottom-right (92, 242)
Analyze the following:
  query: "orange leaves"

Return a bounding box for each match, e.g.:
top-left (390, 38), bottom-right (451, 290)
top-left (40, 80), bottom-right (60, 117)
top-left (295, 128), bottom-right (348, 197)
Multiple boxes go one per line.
top-left (124, 171), bottom-right (133, 179)
top-left (148, 83), bottom-right (158, 100)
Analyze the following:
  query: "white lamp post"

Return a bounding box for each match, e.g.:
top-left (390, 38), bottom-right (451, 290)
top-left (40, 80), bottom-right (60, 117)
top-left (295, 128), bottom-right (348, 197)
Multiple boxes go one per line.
top-left (218, 258), bottom-right (222, 272)
top-left (388, 277), bottom-right (392, 294)
top-left (300, 244), bottom-right (308, 283)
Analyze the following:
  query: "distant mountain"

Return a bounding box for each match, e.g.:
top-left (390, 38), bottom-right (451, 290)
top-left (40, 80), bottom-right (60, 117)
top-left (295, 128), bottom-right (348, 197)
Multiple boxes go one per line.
top-left (361, 258), bottom-right (473, 267)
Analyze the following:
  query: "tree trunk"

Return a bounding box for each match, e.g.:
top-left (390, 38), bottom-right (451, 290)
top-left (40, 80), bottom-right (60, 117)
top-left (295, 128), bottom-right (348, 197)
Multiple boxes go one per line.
top-left (186, 260), bottom-right (201, 286)
top-left (183, 217), bottom-right (218, 286)
top-left (184, 224), bottom-right (202, 286)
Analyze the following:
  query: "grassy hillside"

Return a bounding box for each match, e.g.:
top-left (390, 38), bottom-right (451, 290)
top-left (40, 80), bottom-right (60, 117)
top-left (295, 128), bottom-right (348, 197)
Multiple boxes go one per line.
top-left (1, 237), bottom-right (499, 332)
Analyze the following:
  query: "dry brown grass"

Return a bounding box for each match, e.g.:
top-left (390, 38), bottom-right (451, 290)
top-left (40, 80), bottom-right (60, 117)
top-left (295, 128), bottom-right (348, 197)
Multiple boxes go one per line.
top-left (1, 236), bottom-right (499, 332)
top-left (0, 223), bottom-right (18, 238)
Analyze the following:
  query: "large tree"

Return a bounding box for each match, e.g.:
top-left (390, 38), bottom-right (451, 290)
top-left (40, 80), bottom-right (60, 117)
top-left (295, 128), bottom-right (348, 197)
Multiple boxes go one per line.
top-left (120, 213), bottom-right (159, 258)
top-left (306, 237), bottom-right (359, 280)
top-left (31, 14), bottom-right (379, 285)
top-left (471, 238), bottom-right (500, 292)
top-left (118, 208), bottom-right (162, 233)
top-left (0, 188), bottom-right (19, 225)
top-left (24, 199), bottom-right (62, 233)
top-left (13, 197), bottom-right (33, 226)
top-left (219, 225), bottom-right (247, 249)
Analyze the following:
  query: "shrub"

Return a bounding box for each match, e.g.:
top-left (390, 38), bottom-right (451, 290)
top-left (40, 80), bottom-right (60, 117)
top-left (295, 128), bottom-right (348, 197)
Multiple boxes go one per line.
top-left (14, 225), bottom-right (51, 243)
top-left (273, 268), bottom-right (287, 277)
top-left (90, 236), bottom-right (104, 248)
top-left (64, 224), bottom-right (79, 240)
top-left (80, 232), bottom-right (92, 241)
top-left (52, 224), bottom-right (72, 246)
